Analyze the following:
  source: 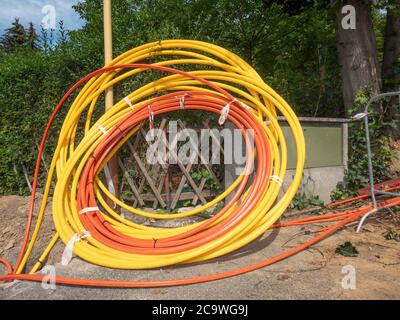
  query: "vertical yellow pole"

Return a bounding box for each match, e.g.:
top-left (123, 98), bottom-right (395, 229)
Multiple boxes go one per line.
top-left (104, 0), bottom-right (113, 105)
top-left (103, 0), bottom-right (119, 202)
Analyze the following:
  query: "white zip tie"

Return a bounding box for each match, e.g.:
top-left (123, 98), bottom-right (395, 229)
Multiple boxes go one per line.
top-left (265, 119), bottom-right (272, 125)
top-left (269, 175), bottom-right (283, 186)
top-left (61, 230), bottom-right (91, 266)
top-left (79, 206), bottom-right (99, 215)
top-left (352, 112), bottom-right (368, 120)
top-left (219, 98), bottom-right (237, 125)
top-left (124, 96), bottom-right (134, 110)
top-left (96, 124), bottom-right (108, 135)
top-left (240, 101), bottom-right (251, 110)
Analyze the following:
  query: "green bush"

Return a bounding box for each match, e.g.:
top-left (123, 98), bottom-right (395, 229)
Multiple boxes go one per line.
top-left (330, 89), bottom-right (398, 201)
top-left (0, 0), bottom-right (373, 195)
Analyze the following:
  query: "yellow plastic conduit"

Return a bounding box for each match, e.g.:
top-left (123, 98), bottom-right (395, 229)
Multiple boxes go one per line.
top-left (15, 40), bottom-right (305, 274)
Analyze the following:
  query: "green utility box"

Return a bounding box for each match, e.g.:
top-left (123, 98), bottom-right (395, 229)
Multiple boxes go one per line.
top-left (281, 117), bottom-right (348, 169)
top-left (225, 117), bottom-right (349, 203)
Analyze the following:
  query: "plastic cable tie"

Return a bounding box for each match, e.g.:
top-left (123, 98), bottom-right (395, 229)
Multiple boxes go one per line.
top-left (219, 98), bottom-right (237, 125)
top-left (240, 101), bottom-right (251, 110)
top-left (352, 112), bottom-right (368, 120)
top-left (96, 124), bottom-right (108, 135)
top-left (124, 96), bottom-right (134, 110)
top-left (269, 175), bottom-right (283, 186)
top-left (61, 230), bottom-right (91, 266)
top-left (79, 206), bottom-right (99, 215)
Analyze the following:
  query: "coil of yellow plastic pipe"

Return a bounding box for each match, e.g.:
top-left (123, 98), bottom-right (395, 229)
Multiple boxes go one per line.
top-left (13, 40), bottom-right (305, 275)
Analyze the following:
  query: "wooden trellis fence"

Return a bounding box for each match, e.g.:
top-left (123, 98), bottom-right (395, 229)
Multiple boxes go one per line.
top-left (116, 119), bottom-right (225, 210)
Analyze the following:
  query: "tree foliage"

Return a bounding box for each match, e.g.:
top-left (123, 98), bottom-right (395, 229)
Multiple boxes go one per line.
top-left (0, 18), bottom-right (26, 52)
top-left (0, 0), bottom-right (397, 195)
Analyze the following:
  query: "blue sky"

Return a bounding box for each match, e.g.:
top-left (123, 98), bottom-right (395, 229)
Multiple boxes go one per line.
top-left (0, 0), bottom-right (84, 34)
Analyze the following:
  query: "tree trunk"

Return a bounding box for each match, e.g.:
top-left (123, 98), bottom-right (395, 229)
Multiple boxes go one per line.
top-left (382, 0), bottom-right (400, 92)
top-left (382, 0), bottom-right (400, 139)
top-left (332, 0), bottom-right (381, 113)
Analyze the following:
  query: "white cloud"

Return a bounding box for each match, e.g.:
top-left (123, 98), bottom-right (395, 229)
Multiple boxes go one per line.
top-left (0, 0), bottom-right (83, 33)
